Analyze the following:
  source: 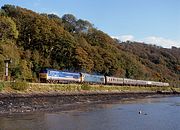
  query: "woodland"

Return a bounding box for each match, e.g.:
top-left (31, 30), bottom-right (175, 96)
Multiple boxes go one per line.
top-left (0, 5), bottom-right (179, 86)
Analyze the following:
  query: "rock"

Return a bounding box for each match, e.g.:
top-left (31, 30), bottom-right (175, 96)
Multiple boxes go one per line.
top-left (0, 101), bottom-right (4, 105)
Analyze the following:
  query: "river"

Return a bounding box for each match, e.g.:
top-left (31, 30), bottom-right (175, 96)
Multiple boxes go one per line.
top-left (0, 96), bottom-right (180, 130)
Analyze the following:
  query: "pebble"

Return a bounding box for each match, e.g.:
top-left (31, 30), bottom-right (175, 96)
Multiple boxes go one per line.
top-left (0, 101), bottom-right (4, 105)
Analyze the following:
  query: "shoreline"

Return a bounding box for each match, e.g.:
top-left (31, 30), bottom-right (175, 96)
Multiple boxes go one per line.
top-left (0, 91), bottom-right (179, 114)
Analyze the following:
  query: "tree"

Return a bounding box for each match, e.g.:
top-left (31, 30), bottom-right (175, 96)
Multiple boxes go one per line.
top-left (1, 4), bottom-right (16, 16)
top-left (0, 16), bottom-right (18, 41)
top-left (19, 60), bottom-right (32, 80)
top-left (74, 47), bottom-right (94, 72)
top-left (62, 14), bottom-right (93, 33)
top-left (76, 19), bottom-right (93, 33)
top-left (62, 14), bottom-right (77, 32)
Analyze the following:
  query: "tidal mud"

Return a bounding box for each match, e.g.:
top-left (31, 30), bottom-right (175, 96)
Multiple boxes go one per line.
top-left (0, 91), bottom-right (179, 114)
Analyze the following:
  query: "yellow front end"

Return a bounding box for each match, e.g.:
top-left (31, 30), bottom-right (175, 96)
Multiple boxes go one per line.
top-left (39, 73), bottom-right (48, 83)
top-left (39, 73), bottom-right (47, 79)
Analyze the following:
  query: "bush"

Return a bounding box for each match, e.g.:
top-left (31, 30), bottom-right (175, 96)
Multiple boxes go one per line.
top-left (0, 82), bottom-right (4, 91)
top-left (11, 81), bottom-right (28, 91)
top-left (81, 84), bottom-right (91, 90)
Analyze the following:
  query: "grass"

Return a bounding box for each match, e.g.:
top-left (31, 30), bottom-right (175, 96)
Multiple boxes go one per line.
top-left (0, 81), bottom-right (180, 94)
top-left (81, 84), bottom-right (91, 91)
top-left (0, 82), bottom-right (4, 91)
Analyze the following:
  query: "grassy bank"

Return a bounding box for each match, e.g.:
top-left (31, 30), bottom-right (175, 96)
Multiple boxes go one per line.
top-left (0, 81), bottom-right (180, 94)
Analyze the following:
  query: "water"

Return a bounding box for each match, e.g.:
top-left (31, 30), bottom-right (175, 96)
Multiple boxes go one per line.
top-left (0, 96), bottom-right (180, 130)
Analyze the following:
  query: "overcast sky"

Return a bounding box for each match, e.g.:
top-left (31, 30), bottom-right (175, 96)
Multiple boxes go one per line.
top-left (0, 0), bottom-right (180, 48)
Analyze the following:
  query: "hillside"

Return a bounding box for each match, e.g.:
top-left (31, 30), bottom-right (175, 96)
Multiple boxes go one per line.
top-left (0, 4), bottom-right (179, 87)
top-left (119, 42), bottom-right (180, 86)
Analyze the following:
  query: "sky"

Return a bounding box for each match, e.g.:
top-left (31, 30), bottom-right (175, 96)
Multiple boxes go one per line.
top-left (0, 0), bottom-right (180, 48)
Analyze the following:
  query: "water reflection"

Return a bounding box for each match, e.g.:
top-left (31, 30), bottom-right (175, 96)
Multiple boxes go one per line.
top-left (0, 96), bottom-right (180, 130)
top-left (0, 114), bottom-right (46, 130)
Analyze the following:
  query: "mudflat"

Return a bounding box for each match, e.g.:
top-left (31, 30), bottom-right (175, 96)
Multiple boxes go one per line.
top-left (0, 91), bottom-right (179, 114)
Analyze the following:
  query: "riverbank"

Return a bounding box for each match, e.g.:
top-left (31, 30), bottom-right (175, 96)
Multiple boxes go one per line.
top-left (1, 82), bottom-right (180, 94)
top-left (0, 91), bottom-right (179, 114)
top-left (0, 82), bottom-right (180, 114)
top-left (1, 96), bottom-right (180, 130)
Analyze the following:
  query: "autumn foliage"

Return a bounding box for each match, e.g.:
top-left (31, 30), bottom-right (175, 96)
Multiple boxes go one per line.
top-left (0, 5), bottom-right (179, 86)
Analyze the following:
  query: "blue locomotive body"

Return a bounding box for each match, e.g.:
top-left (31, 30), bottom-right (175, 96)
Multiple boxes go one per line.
top-left (81, 73), bottom-right (105, 84)
top-left (39, 69), bottom-right (81, 83)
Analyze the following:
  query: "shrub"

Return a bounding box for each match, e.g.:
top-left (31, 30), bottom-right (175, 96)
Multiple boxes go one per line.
top-left (11, 81), bottom-right (28, 91)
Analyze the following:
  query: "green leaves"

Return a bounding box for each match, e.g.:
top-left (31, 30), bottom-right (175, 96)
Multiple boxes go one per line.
top-left (0, 4), bottom-right (179, 86)
top-left (0, 16), bottom-right (18, 41)
top-left (62, 14), bottom-right (93, 33)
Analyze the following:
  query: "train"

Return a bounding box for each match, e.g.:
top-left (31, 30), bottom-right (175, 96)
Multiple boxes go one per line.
top-left (39, 68), bottom-right (169, 87)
